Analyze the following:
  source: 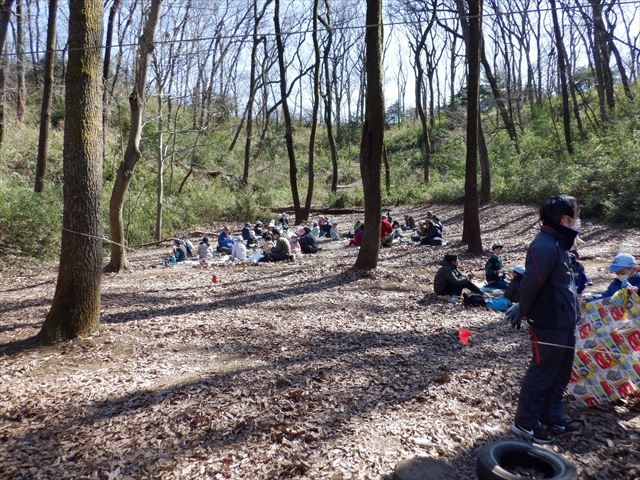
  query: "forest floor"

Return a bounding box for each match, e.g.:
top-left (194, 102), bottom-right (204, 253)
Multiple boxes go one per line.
top-left (1, 203), bottom-right (640, 480)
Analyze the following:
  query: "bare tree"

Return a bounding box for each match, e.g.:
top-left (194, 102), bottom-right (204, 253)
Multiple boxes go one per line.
top-left (274, 0), bottom-right (302, 223)
top-left (33, 0), bottom-right (57, 193)
top-left (0, 0), bottom-right (15, 145)
top-left (105, 0), bottom-right (163, 272)
top-left (39, 0), bottom-right (104, 343)
top-left (354, 0), bottom-right (384, 271)
top-left (15, 0), bottom-right (25, 120)
top-left (549, 0), bottom-right (574, 153)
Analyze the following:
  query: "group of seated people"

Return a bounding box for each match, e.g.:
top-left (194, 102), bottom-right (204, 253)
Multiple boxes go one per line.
top-left (433, 243), bottom-right (639, 308)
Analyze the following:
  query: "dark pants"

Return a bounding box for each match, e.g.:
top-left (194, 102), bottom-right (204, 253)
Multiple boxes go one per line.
top-left (258, 252), bottom-right (292, 262)
top-left (485, 279), bottom-right (509, 289)
top-left (436, 280), bottom-right (482, 296)
top-left (515, 327), bottom-right (575, 428)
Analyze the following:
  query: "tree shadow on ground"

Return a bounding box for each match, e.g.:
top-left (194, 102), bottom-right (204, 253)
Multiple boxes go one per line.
top-left (3, 317), bottom-right (523, 478)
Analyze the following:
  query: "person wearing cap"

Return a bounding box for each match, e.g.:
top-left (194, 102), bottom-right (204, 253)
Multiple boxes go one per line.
top-left (598, 253), bottom-right (640, 298)
top-left (485, 243), bottom-right (508, 289)
top-left (217, 226), bottom-right (234, 255)
top-left (433, 253), bottom-right (483, 297)
top-left (504, 265), bottom-right (525, 302)
top-left (508, 195), bottom-right (582, 444)
top-left (258, 226), bottom-right (292, 262)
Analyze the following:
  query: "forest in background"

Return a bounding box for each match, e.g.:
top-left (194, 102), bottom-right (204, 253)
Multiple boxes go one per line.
top-left (0, 0), bottom-right (639, 260)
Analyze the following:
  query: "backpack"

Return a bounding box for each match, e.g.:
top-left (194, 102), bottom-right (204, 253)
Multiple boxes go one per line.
top-left (463, 292), bottom-right (486, 307)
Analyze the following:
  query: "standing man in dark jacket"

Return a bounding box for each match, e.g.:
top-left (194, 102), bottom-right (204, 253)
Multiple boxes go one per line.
top-left (508, 195), bottom-right (582, 444)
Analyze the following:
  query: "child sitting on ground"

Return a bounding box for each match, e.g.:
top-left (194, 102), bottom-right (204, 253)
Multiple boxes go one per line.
top-left (504, 265), bottom-right (525, 303)
top-left (484, 243), bottom-right (509, 289)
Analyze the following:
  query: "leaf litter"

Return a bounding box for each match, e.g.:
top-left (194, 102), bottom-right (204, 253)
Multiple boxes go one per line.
top-left (1, 204), bottom-right (640, 479)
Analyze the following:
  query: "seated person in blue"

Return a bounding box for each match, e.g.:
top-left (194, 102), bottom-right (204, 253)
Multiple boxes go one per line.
top-left (598, 253), bottom-right (640, 298)
top-left (433, 253), bottom-right (482, 297)
top-left (217, 226), bottom-right (234, 254)
top-left (485, 243), bottom-right (509, 289)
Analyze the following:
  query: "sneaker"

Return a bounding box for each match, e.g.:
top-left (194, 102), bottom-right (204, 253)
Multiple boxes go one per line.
top-left (544, 421), bottom-right (582, 435)
top-left (511, 423), bottom-right (552, 444)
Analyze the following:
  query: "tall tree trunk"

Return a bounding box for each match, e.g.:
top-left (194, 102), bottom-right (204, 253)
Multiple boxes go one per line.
top-left (354, 0), bottom-right (384, 271)
top-left (303, 0), bottom-right (321, 221)
top-left (274, 0), bottom-right (301, 223)
top-left (455, 0), bottom-right (483, 253)
top-left (15, 0), bottom-right (25, 120)
top-left (320, 0), bottom-right (338, 193)
top-left (0, 0), bottom-right (15, 145)
top-left (550, 0), bottom-right (573, 153)
top-left (105, 0), bottom-right (163, 272)
top-left (155, 91), bottom-right (164, 241)
top-left (34, 0), bottom-right (57, 193)
top-left (39, 0), bottom-right (104, 344)
top-left (102, 0), bottom-right (121, 167)
top-left (590, 0), bottom-right (614, 111)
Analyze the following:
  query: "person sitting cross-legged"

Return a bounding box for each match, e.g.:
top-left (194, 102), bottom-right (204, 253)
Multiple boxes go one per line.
top-left (258, 227), bottom-right (292, 262)
top-left (433, 253), bottom-right (482, 300)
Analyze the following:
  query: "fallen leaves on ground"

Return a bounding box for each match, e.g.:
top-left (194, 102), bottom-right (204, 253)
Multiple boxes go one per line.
top-left (1, 204), bottom-right (639, 479)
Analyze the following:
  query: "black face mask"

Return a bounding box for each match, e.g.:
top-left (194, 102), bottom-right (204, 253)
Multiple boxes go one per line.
top-left (545, 222), bottom-right (579, 251)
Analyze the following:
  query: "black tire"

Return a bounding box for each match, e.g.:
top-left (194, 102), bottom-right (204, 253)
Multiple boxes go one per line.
top-left (476, 439), bottom-right (577, 480)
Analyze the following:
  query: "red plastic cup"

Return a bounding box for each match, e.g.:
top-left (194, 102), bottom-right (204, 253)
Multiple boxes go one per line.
top-left (211, 275), bottom-right (217, 284)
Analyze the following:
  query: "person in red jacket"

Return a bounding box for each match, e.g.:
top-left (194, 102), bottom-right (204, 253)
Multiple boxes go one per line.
top-left (381, 217), bottom-right (393, 247)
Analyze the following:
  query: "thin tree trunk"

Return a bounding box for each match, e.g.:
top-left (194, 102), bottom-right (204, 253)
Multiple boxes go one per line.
top-left (0, 0), bottom-right (16, 145)
top-left (39, 0), bottom-right (104, 344)
top-left (550, 0), bottom-right (574, 153)
top-left (34, 0), bottom-right (57, 193)
top-left (274, 0), bottom-right (301, 223)
top-left (303, 0), bottom-right (321, 221)
top-left (15, 0), bottom-right (25, 121)
top-left (105, 0), bottom-right (163, 272)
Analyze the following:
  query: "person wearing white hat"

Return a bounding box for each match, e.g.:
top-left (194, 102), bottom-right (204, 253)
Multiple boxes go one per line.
top-left (504, 265), bottom-right (525, 302)
top-left (598, 253), bottom-right (640, 298)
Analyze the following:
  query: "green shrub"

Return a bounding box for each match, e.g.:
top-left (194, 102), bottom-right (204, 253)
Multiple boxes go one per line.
top-left (0, 174), bottom-right (62, 258)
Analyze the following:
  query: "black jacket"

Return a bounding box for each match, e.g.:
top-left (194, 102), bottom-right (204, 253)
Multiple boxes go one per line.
top-left (519, 225), bottom-right (579, 330)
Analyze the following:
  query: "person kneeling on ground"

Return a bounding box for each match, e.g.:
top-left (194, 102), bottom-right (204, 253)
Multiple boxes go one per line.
top-left (259, 227), bottom-right (292, 262)
top-left (433, 253), bottom-right (482, 298)
top-left (349, 223), bottom-right (365, 247)
top-left (298, 226), bottom-right (321, 254)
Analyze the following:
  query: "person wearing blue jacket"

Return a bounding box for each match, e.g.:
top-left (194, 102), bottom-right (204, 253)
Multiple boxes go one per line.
top-left (598, 253), bottom-right (640, 298)
top-left (217, 226), bottom-right (234, 254)
top-left (507, 195), bottom-right (582, 444)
